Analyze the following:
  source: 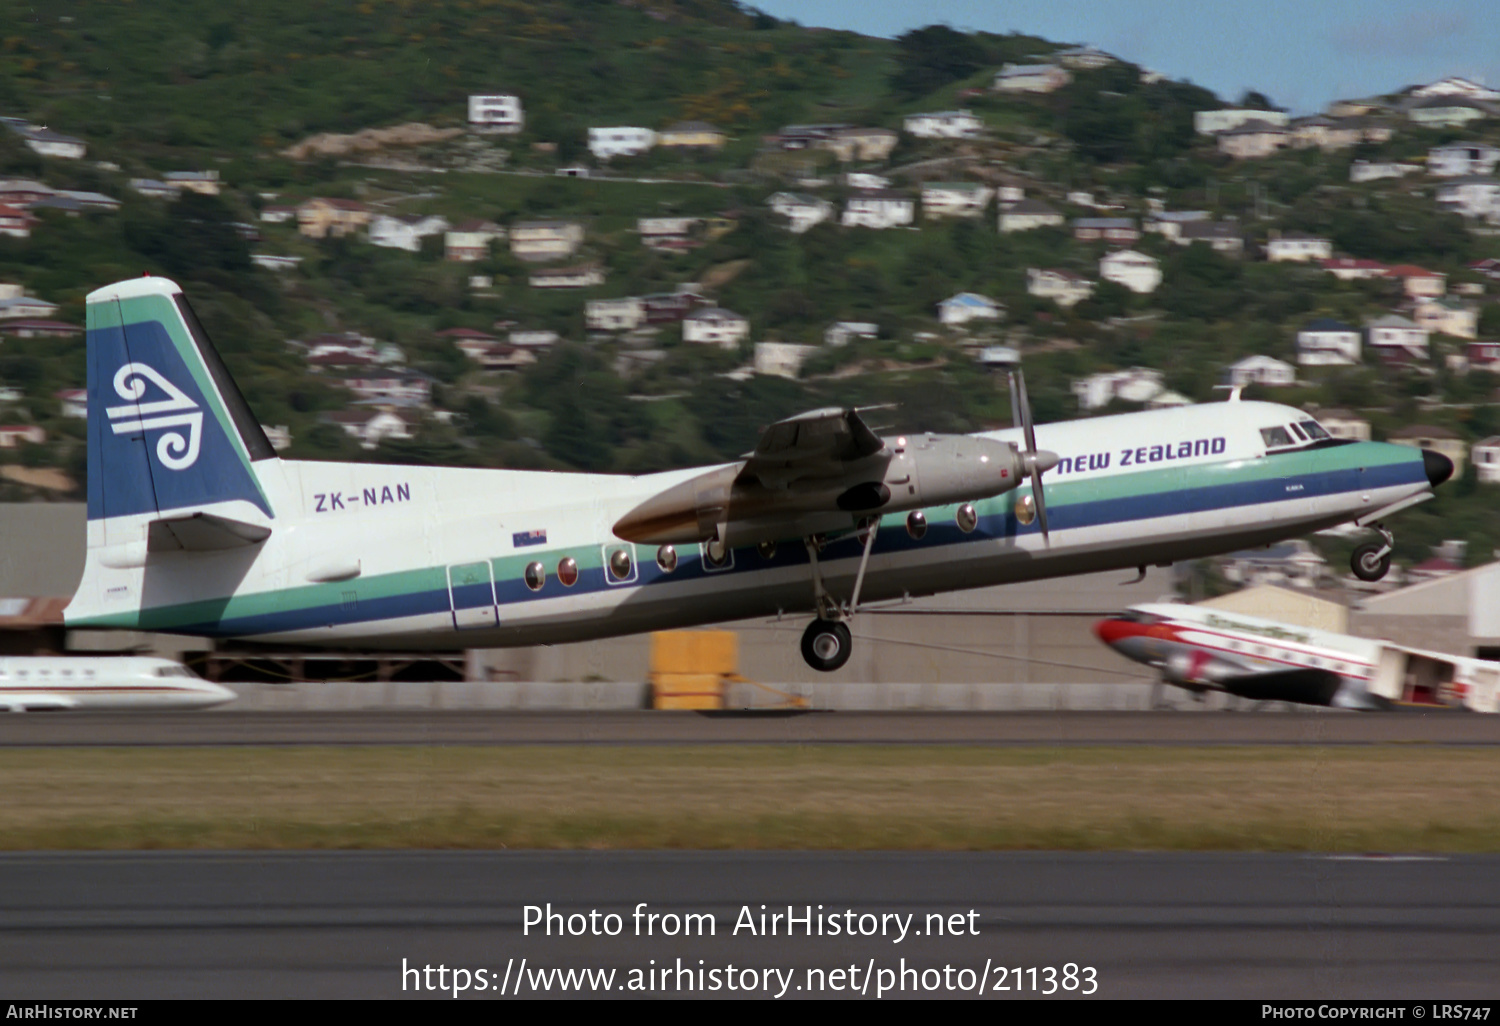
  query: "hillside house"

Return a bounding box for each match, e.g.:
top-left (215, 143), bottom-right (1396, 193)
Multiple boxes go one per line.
top-left (0, 296), bottom-right (57, 319)
top-left (921, 182), bottom-right (992, 219)
top-left (444, 220), bottom-right (504, 262)
top-left (992, 64), bottom-right (1071, 94)
top-left (164, 171), bottom-right (220, 196)
top-left (1320, 257), bottom-right (1388, 281)
top-left (1350, 160), bottom-right (1421, 183)
top-left (641, 293), bottom-right (697, 324)
top-left (1296, 318), bottom-right (1362, 366)
top-left (529, 264), bottom-right (604, 289)
top-left (902, 110), bottom-right (982, 138)
top-left (1266, 234), bottom-right (1332, 262)
top-left (0, 180), bottom-right (53, 208)
top-left (938, 292), bottom-right (1003, 326)
top-left (0, 204), bottom-right (34, 239)
top-left (657, 122), bottom-right (725, 149)
top-left (20, 128), bottom-right (85, 159)
top-left (1194, 109), bottom-right (1292, 134)
top-left (683, 307), bottom-right (749, 347)
top-left (368, 213), bottom-right (449, 252)
top-left (436, 328), bottom-right (500, 362)
top-left (0, 425), bottom-right (45, 448)
top-left (1429, 143), bottom-right (1500, 177)
top-left (1366, 315), bottom-right (1430, 362)
top-left (1472, 437), bottom-right (1500, 483)
top-left (1435, 176), bottom-right (1500, 222)
top-left (1099, 250), bottom-right (1161, 294)
top-left (1144, 210), bottom-right (1210, 240)
top-left (132, 179), bottom-right (182, 200)
top-left (588, 127), bottom-right (655, 159)
top-left (0, 319), bottom-right (81, 339)
top-left (1217, 120), bottom-right (1291, 158)
top-left (473, 344), bottom-right (536, 372)
top-left (825, 321), bottom-right (879, 347)
top-left (1388, 424), bottom-right (1466, 475)
top-left (822, 127), bottom-right (898, 162)
top-left (250, 254), bottom-right (302, 272)
top-left (773, 123), bottom-right (850, 151)
top-left (998, 198), bottom-right (1063, 233)
top-left (1317, 409), bottom-right (1372, 441)
top-left (1406, 98), bottom-right (1490, 128)
top-left (259, 205), bottom-right (297, 223)
top-left (1072, 368), bottom-right (1165, 411)
top-left (336, 371), bottom-right (432, 406)
top-left (1072, 217), bottom-right (1138, 244)
top-left (1472, 258), bottom-right (1500, 280)
top-left (754, 342), bottom-right (818, 380)
top-left (297, 198), bottom-right (371, 239)
top-left (327, 409), bottom-right (416, 450)
top-left (508, 330), bottom-right (560, 349)
top-left (468, 95), bottom-right (524, 133)
top-left (1175, 221), bottom-right (1244, 255)
top-left (637, 217), bottom-right (701, 252)
top-left (841, 191), bottom-right (915, 229)
top-left (1411, 77), bottom-right (1500, 101)
top-left (510, 220), bottom-right (584, 261)
top-left (585, 298), bottom-right (646, 332)
top-left (1387, 265), bottom-right (1447, 298)
top-left (1054, 45), bottom-right (1117, 70)
top-left (1466, 340), bottom-right (1500, 370)
top-left (1414, 297), bottom-right (1479, 339)
top-left (768, 192), bottom-right (833, 234)
top-left (1227, 355), bottom-right (1296, 387)
top-left (1027, 268), bottom-right (1095, 308)
top-left (56, 389), bottom-right (87, 418)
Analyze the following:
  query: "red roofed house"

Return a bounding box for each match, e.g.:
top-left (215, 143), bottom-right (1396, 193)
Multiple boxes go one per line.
top-left (1386, 264), bottom-right (1446, 299)
top-left (0, 425), bottom-right (45, 447)
top-left (0, 203), bottom-right (36, 238)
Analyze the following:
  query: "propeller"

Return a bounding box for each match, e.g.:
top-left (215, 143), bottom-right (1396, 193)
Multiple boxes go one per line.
top-left (1008, 367), bottom-right (1057, 543)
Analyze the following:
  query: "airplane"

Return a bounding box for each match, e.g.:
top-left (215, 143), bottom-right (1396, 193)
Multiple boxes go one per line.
top-left (62, 275), bottom-right (1453, 672)
top-left (1094, 602), bottom-right (1500, 712)
top-left (0, 655), bottom-right (235, 711)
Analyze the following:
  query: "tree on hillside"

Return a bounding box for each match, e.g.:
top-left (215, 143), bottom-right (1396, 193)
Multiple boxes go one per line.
top-left (891, 25), bottom-right (988, 99)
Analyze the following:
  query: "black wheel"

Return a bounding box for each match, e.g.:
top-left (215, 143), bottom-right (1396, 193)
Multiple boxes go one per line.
top-left (800, 619), bottom-right (852, 672)
top-left (1351, 542), bottom-right (1391, 582)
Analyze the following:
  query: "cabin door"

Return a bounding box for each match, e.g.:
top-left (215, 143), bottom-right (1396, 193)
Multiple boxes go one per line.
top-left (447, 561), bottom-right (499, 630)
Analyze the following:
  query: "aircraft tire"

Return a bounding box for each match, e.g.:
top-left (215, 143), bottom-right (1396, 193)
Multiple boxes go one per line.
top-left (1350, 542), bottom-right (1391, 582)
top-left (801, 619), bottom-right (852, 672)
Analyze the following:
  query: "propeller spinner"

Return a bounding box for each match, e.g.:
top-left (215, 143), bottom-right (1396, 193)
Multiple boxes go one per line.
top-left (1008, 366), bottom-right (1057, 542)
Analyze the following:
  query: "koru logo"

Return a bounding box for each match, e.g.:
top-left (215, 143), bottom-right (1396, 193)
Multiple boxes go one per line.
top-left (105, 362), bottom-right (203, 470)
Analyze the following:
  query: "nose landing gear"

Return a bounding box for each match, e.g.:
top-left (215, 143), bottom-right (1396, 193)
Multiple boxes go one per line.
top-left (1351, 524), bottom-right (1394, 582)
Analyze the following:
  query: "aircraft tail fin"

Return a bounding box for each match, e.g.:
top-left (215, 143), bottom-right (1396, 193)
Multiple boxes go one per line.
top-left (85, 276), bottom-right (276, 531)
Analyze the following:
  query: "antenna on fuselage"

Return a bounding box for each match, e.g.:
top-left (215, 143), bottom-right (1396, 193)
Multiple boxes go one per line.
top-left (1213, 385), bottom-right (1245, 402)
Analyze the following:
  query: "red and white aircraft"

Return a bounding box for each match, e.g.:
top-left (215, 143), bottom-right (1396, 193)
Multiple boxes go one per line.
top-left (1095, 602), bottom-right (1499, 712)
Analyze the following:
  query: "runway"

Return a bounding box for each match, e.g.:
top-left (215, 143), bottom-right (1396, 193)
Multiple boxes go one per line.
top-left (1, 709), bottom-right (1497, 747)
top-left (2, 851), bottom-right (1496, 999)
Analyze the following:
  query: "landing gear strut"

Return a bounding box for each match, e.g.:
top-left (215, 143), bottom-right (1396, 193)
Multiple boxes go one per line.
top-left (798, 520), bottom-right (878, 672)
top-left (1351, 524), bottom-right (1394, 582)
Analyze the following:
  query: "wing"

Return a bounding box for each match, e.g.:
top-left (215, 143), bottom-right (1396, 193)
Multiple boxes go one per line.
top-left (737, 407), bottom-right (888, 490)
top-left (1215, 667), bottom-right (1344, 706)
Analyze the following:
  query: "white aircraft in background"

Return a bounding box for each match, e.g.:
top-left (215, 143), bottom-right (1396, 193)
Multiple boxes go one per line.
top-left (63, 276), bottom-right (1453, 671)
top-left (0, 656), bottom-right (235, 711)
top-left (1095, 602), bottom-right (1500, 712)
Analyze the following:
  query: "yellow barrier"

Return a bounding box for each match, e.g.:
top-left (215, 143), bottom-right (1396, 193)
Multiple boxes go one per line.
top-left (648, 631), bottom-right (808, 711)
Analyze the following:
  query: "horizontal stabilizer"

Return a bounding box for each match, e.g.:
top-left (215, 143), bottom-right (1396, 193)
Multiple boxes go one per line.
top-left (1218, 667), bottom-right (1343, 706)
top-left (146, 512), bottom-right (272, 552)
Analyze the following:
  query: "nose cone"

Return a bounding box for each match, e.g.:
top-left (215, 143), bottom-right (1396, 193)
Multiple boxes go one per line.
top-left (1423, 448), bottom-right (1454, 488)
top-left (1093, 617), bottom-right (1128, 646)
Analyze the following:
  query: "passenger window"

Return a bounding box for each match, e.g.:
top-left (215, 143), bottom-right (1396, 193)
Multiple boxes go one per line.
top-left (1260, 426), bottom-right (1294, 449)
top-left (557, 557), bottom-right (579, 587)
top-left (524, 562), bottom-right (545, 591)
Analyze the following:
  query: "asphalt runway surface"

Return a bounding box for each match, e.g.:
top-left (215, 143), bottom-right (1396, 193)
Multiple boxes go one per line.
top-left (1, 709), bottom-right (1498, 747)
top-left (2, 851), bottom-right (1496, 999)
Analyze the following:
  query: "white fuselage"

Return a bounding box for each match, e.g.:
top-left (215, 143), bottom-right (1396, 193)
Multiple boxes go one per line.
top-left (0, 657), bottom-right (234, 711)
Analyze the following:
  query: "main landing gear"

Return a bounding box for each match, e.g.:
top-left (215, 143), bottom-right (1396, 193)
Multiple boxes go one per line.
top-left (1351, 524), bottom-right (1394, 582)
top-left (797, 519), bottom-right (879, 672)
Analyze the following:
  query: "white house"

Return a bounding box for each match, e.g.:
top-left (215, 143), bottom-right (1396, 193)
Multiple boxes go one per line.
top-left (903, 110), bottom-right (982, 139)
top-left (1144, 210), bottom-right (1210, 240)
top-left (754, 342), bottom-right (818, 380)
top-left (1296, 318), bottom-right (1361, 366)
top-left (468, 94), bottom-right (524, 133)
top-left (131, 178), bottom-right (181, 200)
top-left (1072, 217), bottom-right (1138, 244)
top-left (1217, 120), bottom-right (1290, 159)
top-left (938, 292), bottom-right (1003, 327)
top-left (1413, 297), bottom-right (1479, 339)
top-left (250, 254), bottom-right (303, 272)
top-left (1176, 221), bottom-right (1244, 255)
top-left (1411, 77), bottom-right (1500, 101)
top-left (588, 126), bottom-right (656, 160)
top-left (1472, 437), bottom-right (1500, 483)
top-left (259, 204), bottom-right (297, 223)
top-left (998, 198), bottom-right (1063, 233)
top-left (1320, 257), bottom-right (1389, 281)
top-left (1054, 45), bottom-right (1116, 70)
top-left (683, 307), bottom-right (749, 347)
top-left (1366, 315), bottom-right (1430, 362)
top-left (585, 297), bottom-right (646, 332)
top-left (444, 220), bottom-right (504, 262)
top-left (368, 213), bottom-right (449, 252)
top-left (56, 389), bottom-right (87, 418)
top-left (1193, 109), bottom-right (1291, 135)
top-left (992, 63), bottom-right (1071, 94)
top-left (768, 192), bottom-right (833, 234)
top-left (825, 321), bottom-right (878, 346)
top-left (841, 190), bottom-right (915, 229)
top-left (510, 220), bottom-right (584, 261)
top-left (1071, 368), bottom-right (1165, 411)
top-left (1027, 268), bottom-right (1095, 308)
top-left (529, 264), bottom-right (604, 289)
top-left (1099, 250), bottom-right (1161, 294)
top-left (164, 171), bottom-right (220, 196)
top-left (1435, 176), bottom-right (1500, 222)
top-left (1317, 409), bottom-right (1372, 442)
top-left (0, 204), bottom-right (34, 239)
top-left (328, 409), bottom-right (416, 450)
top-left (1428, 143), bottom-right (1500, 178)
top-left (20, 128), bottom-right (85, 159)
top-left (1350, 160), bottom-right (1421, 183)
top-left (921, 182), bottom-right (992, 219)
top-left (0, 296), bottom-right (58, 319)
top-left (1227, 355), bottom-right (1297, 388)
top-left (1266, 234), bottom-right (1333, 262)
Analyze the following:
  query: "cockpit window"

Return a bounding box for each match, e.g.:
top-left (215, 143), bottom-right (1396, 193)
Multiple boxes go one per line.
top-left (1298, 420), bottom-right (1331, 441)
top-left (1260, 426), bottom-right (1295, 449)
top-left (1289, 423), bottom-right (1308, 441)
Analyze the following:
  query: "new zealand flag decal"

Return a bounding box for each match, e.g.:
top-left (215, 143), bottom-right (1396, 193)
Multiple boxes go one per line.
top-left (512, 529), bottom-right (547, 548)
